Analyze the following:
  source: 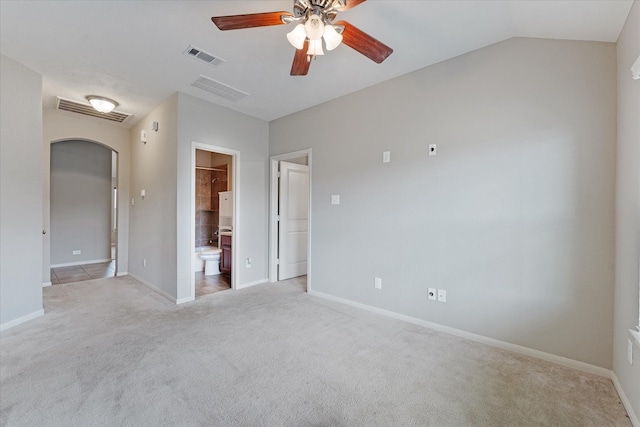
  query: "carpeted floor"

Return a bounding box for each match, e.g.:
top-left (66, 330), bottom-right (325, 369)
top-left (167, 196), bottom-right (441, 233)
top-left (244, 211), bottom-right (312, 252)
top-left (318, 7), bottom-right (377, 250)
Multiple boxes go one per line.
top-left (0, 276), bottom-right (631, 426)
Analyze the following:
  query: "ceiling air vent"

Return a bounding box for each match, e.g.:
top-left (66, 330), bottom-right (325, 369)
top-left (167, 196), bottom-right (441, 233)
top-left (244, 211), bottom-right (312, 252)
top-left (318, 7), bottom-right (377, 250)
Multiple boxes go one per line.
top-left (185, 45), bottom-right (225, 66)
top-left (56, 97), bottom-right (131, 123)
top-left (191, 75), bottom-right (249, 102)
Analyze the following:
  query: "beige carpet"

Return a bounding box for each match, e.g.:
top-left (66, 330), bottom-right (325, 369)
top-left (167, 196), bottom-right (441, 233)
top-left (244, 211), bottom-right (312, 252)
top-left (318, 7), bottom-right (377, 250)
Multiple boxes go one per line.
top-left (0, 276), bottom-right (631, 426)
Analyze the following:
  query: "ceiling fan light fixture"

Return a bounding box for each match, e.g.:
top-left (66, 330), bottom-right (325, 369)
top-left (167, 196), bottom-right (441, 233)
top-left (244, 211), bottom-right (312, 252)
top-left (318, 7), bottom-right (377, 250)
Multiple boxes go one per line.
top-left (307, 39), bottom-right (324, 56)
top-left (86, 95), bottom-right (118, 113)
top-left (287, 23), bottom-right (306, 50)
top-left (323, 24), bottom-right (342, 51)
top-left (304, 14), bottom-right (324, 40)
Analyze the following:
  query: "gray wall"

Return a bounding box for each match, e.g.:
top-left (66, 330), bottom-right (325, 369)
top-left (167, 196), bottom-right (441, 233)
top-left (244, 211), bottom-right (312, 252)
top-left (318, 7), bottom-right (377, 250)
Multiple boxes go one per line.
top-left (614, 1), bottom-right (640, 419)
top-left (0, 54), bottom-right (43, 327)
top-left (129, 94), bottom-right (179, 298)
top-left (270, 38), bottom-right (617, 369)
top-left (43, 110), bottom-right (131, 278)
top-left (50, 140), bottom-right (112, 265)
top-left (176, 93), bottom-right (270, 300)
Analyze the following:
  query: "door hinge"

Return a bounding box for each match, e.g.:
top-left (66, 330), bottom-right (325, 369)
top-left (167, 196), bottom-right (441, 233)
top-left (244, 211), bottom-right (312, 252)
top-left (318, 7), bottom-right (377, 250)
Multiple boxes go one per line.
top-left (276, 259), bottom-right (280, 265)
top-left (277, 171), bottom-right (281, 178)
top-left (276, 215), bottom-right (280, 222)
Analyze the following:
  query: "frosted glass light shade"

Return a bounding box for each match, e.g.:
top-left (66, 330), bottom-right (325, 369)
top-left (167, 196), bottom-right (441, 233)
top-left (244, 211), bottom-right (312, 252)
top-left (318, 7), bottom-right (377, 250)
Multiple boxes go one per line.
top-left (307, 39), bottom-right (324, 56)
top-left (323, 25), bottom-right (342, 51)
top-left (304, 14), bottom-right (324, 40)
top-left (87, 96), bottom-right (118, 113)
top-left (287, 24), bottom-right (306, 50)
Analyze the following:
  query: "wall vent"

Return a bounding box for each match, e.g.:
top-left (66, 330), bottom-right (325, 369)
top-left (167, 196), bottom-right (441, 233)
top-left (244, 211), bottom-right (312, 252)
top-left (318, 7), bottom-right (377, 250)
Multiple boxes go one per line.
top-left (56, 97), bottom-right (131, 123)
top-left (191, 75), bottom-right (249, 102)
top-left (185, 45), bottom-right (225, 66)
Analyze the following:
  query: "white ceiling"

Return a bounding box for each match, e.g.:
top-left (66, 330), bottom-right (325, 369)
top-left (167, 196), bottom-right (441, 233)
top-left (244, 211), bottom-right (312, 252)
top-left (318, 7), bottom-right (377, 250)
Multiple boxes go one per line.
top-left (0, 1), bottom-right (633, 125)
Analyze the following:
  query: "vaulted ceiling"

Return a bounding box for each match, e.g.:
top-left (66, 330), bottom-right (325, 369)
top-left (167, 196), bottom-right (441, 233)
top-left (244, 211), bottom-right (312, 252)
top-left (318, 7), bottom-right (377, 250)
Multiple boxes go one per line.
top-left (0, 1), bottom-right (633, 125)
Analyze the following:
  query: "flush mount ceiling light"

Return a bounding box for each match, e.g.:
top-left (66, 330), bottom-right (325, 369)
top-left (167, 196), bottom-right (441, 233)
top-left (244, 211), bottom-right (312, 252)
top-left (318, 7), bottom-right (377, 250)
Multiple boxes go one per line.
top-left (211, 0), bottom-right (393, 76)
top-left (86, 95), bottom-right (118, 113)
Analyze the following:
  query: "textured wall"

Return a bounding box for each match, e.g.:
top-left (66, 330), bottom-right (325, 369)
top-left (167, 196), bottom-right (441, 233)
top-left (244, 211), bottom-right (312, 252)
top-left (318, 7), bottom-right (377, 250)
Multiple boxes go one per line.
top-left (614, 1), bottom-right (640, 422)
top-left (270, 38), bottom-right (617, 368)
top-left (0, 54), bottom-right (43, 327)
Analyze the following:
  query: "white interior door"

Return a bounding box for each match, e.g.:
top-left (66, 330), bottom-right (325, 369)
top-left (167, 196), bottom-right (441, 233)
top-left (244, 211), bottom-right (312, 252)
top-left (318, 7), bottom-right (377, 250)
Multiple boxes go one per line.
top-left (278, 161), bottom-right (309, 280)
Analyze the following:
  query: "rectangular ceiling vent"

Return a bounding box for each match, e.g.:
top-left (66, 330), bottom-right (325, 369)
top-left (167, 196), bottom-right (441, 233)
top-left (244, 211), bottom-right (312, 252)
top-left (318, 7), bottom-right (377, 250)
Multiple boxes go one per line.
top-left (191, 75), bottom-right (249, 102)
top-left (185, 45), bottom-right (225, 66)
top-left (56, 97), bottom-right (131, 123)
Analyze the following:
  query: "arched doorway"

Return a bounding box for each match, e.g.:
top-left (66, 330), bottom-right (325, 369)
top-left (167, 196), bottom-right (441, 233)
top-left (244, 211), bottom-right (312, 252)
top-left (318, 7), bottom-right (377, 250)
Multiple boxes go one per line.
top-left (49, 139), bottom-right (118, 284)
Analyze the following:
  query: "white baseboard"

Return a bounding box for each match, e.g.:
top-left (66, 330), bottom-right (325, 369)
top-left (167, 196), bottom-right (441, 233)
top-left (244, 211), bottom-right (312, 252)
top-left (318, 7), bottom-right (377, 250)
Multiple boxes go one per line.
top-left (51, 258), bottom-right (112, 268)
top-left (128, 273), bottom-right (177, 304)
top-left (611, 371), bottom-right (639, 427)
top-left (42, 282), bottom-right (52, 288)
top-left (0, 309), bottom-right (44, 332)
top-left (308, 290), bottom-right (611, 378)
top-left (176, 296), bottom-right (195, 304)
top-left (236, 278), bottom-right (268, 290)
top-left (116, 271), bottom-right (128, 277)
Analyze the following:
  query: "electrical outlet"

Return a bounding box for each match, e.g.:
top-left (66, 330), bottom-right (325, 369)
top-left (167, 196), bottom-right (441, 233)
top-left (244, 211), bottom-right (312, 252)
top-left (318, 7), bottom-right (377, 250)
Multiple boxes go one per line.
top-left (246, 257), bottom-right (252, 268)
top-left (374, 277), bottom-right (382, 289)
top-left (72, 250), bottom-right (81, 255)
top-left (428, 288), bottom-right (436, 301)
top-left (437, 289), bottom-right (446, 302)
top-left (628, 339), bottom-right (634, 365)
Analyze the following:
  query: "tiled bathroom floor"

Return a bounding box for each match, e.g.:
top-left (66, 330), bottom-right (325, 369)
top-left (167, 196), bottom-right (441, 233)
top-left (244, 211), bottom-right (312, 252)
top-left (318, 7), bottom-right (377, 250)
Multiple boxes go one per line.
top-left (51, 261), bottom-right (115, 285)
top-left (195, 272), bottom-right (231, 297)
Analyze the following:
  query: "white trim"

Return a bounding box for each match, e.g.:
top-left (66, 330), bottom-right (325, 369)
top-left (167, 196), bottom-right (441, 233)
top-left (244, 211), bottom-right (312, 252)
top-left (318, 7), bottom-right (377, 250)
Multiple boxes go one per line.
top-left (236, 278), bottom-right (268, 290)
top-left (116, 271), bottom-right (128, 277)
top-left (0, 309), bottom-right (44, 332)
top-left (176, 296), bottom-right (195, 304)
top-left (191, 142), bottom-right (240, 301)
top-left (611, 371), bottom-right (640, 427)
top-left (309, 290), bottom-right (612, 378)
top-left (630, 328), bottom-right (640, 347)
top-left (42, 282), bottom-right (52, 288)
top-left (269, 149), bottom-right (313, 291)
top-left (50, 258), bottom-right (112, 268)
top-left (129, 273), bottom-right (177, 304)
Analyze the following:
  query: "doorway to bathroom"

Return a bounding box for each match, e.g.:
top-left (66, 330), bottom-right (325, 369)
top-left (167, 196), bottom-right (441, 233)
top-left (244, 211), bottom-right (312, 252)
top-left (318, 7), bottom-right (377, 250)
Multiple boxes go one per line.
top-left (269, 149), bottom-right (312, 291)
top-left (192, 145), bottom-right (236, 298)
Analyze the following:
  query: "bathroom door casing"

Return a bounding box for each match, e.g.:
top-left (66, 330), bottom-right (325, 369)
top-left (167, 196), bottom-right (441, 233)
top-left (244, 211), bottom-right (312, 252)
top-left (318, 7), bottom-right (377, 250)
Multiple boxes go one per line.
top-left (278, 161), bottom-right (309, 281)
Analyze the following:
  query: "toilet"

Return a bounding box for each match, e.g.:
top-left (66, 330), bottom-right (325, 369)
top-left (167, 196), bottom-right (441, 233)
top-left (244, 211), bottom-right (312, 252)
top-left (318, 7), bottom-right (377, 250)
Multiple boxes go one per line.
top-left (199, 248), bottom-right (222, 275)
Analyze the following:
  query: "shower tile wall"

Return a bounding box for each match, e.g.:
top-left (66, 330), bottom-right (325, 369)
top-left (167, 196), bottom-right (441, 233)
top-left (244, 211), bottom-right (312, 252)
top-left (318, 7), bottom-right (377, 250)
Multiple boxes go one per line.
top-left (195, 167), bottom-right (227, 248)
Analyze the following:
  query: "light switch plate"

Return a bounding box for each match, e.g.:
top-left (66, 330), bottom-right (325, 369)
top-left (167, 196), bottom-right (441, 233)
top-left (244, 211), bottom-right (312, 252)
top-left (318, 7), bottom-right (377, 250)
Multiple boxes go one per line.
top-left (331, 195), bottom-right (340, 205)
top-left (141, 130), bottom-right (148, 144)
top-left (382, 151), bottom-right (391, 163)
top-left (437, 289), bottom-right (446, 302)
top-left (429, 144), bottom-right (437, 156)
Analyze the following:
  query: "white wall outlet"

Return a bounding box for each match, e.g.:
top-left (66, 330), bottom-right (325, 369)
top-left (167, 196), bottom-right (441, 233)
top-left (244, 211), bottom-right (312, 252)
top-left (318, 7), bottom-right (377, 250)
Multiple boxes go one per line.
top-left (72, 250), bottom-right (81, 255)
top-left (437, 289), bottom-right (447, 302)
top-left (331, 195), bottom-right (340, 205)
top-left (143, 258), bottom-right (147, 268)
top-left (429, 144), bottom-right (437, 156)
top-left (428, 288), bottom-right (436, 301)
top-left (382, 151), bottom-right (391, 163)
top-left (628, 339), bottom-right (634, 365)
top-left (246, 257), bottom-right (252, 268)
top-left (374, 277), bottom-right (382, 289)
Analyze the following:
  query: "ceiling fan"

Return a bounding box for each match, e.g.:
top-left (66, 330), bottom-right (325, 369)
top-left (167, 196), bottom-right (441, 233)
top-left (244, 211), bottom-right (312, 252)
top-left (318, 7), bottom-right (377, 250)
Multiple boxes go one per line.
top-left (211, 0), bottom-right (393, 76)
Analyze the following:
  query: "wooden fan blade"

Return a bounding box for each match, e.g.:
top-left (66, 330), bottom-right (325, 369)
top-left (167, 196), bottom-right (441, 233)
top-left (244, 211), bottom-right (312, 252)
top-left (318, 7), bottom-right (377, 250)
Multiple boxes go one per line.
top-left (212, 11), bottom-right (293, 30)
top-left (337, 0), bottom-right (367, 11)
top-left (291, 40), bottom-right (311, 76)
top-left (335, 20), bottom-right (393, 64)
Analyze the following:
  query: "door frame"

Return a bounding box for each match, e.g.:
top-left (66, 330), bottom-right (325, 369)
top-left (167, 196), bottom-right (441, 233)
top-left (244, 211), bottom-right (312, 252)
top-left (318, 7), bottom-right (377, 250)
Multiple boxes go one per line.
top-left (190, 142), bottom-right (239, 298)
top-left (269, 149), bottom-right (312, 290)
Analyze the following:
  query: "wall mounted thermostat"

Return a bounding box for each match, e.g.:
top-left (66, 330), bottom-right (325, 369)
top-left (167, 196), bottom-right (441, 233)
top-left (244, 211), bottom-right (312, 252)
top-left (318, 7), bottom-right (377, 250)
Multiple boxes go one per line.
top-left (141, 130), bottom-right (148, 144)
